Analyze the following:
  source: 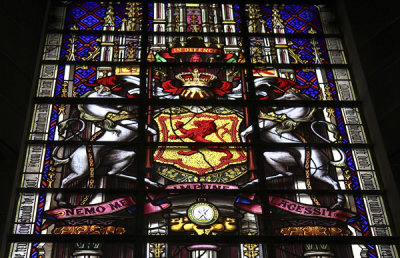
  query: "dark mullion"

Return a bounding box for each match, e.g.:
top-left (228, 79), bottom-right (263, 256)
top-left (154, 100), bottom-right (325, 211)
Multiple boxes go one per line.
top-left (13, 187), bottom-right (386, 196)
top-left (24, 140), bottom-right (372, 148)
top-left (39, 59), bottom-right (351, 69)
top-left (45, 29), bottom-right (342, 38)
top-left (149, 31), bottom-right (341, 38)
top-left (238, 3), bottom-right (278, 257)
top-left (61, 0), bottom-right (332, 4)
top-left (145, 30), bottom-right (342, 36)
top-left (6, 234), bottom-right (400, 245)
top-left (31, 97), bottom-right (361, 108)
top-left (133, 2), bottom-right (150, 257)
top-left (48, 0), bottom-right (332, 5)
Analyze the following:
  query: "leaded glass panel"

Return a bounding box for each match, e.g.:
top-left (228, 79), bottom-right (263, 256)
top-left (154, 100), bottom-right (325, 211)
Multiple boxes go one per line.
top-left (4, 1), bottom-right (398, 258)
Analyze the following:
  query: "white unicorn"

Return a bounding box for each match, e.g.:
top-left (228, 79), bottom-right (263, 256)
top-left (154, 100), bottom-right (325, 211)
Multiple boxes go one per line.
top-left (53, 87), bottom-right (158, 205)
top-left (241, 91), bottom-right (346, 209)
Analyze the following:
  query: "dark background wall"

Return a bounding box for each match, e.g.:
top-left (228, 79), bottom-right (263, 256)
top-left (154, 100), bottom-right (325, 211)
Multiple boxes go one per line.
top-left (343, 1), bottom-right (400, 175)
top-left (0, 0), bottom-right (48, 239)
top-left (1, 0), bottom-right (399, 242)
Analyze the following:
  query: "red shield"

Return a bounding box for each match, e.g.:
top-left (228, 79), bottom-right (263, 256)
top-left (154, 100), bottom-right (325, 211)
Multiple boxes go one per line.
top-left (154, 108), bottom-right (247, 175)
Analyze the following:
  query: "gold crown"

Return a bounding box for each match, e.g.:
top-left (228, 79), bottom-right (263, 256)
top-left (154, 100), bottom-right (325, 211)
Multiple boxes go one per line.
top-left (175, 68), bottom-right (217, 88)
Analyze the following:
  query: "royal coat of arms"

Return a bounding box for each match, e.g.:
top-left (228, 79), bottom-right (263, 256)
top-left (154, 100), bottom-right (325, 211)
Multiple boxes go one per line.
top-left (149, 45), bottom-right (248, 183)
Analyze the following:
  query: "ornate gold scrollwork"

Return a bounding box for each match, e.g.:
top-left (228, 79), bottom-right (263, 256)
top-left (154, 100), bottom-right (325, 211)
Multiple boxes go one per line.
top-left (243, 232), bottom-right (260, 258)
top-left (46, 163), bottom-right (56, 188)
top-left (125, 2), bottom-right (142, 31)
top-left (58, 82), bottom-right (69, 114)
top-left (288, 47), bottom-right (307, 64)
top-left (324, 84), bottom-right (335, 117)
top-left (343, 169), bottom-right (352, 189)
top-left (246, 4), bottom-right (265, 33)
top-left (149, 235), bottom-right (166, 258)
top-left (81, 39), bottom-right (101, 62)
top-left (170, 217), bottom-right (236, 235)
top-left (259, 111), bottom-right (288, 122)
top-left (243, 243), bottom-right (260, 258)
top-left (280, 226), bottom-right (352, 236)
top-left (52, 225), bottom-right (126, 235)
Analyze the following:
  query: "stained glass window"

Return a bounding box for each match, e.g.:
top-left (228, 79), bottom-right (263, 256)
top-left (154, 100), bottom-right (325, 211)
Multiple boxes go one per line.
top-left (4, 1), bottom-right (398, 257)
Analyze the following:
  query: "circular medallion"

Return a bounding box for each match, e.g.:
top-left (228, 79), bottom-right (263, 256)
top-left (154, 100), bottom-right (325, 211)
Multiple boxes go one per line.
top-left (187, 202), bottom-right (219, 226)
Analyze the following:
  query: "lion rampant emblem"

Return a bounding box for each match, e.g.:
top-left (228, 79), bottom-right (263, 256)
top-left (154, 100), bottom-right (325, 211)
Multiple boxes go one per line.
top-left (169, 120), bottom-right (233, 161)
top-left (153, 108), bottom-right (247, 176)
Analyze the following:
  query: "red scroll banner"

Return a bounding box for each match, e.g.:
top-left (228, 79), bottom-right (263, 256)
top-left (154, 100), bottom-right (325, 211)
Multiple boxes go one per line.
top-left (235, 195), bottom-right (355, 223)
top-left (42, 196), bottom-right (170, 230)
top-left (45, 197), bottom-right (136, 220)
top-left (166, 183), bottom-right (239, 190)
top-left (269, 196), bottom-right (355, 222)
top-left (45, 196), bottom-right (171, 221)
top-left (170, 47), bottom-right (222, 55)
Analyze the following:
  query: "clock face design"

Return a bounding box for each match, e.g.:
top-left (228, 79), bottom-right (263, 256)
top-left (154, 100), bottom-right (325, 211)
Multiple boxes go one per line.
top-left (187, 202), bottom-right (219, 226)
